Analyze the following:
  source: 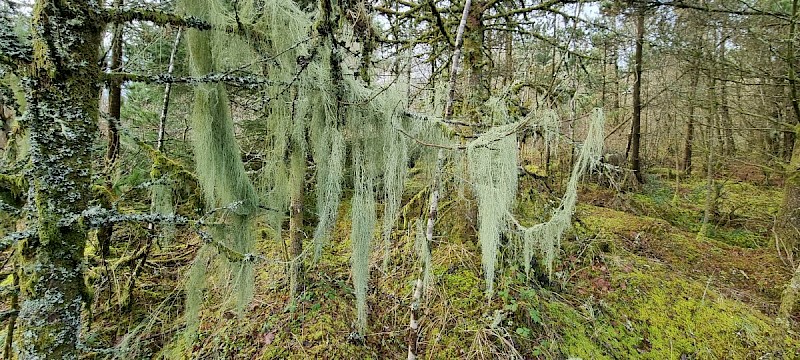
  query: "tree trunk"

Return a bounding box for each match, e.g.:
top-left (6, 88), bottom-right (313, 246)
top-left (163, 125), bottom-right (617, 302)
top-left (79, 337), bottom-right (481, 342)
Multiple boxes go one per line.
top-left (17, 1), bottom-right (103, 358)
top-left (613, 46), bottom-right (621, 119)
top-left (778, 129), bottom-right (800, 257)
top-left (630, 10), bottom-right (645, 184)
top-left (718, 34), bottom-right (736, 156)
top-left (463, 1), bottom-right (488, 120)
top-left (288, 150), bottom-right (305, 302)
top-left (0, 105), bottom-right (10, 151)
top-left (107, 0), bottom-right (123, 167)
top-left (682, 68), bottom-right (699, 175)
top-left (98, 0), bottom-right (124, 258)
top-left (778, 0), bottom-right (800, 262)
top-left (778, 128), bottom-right (800, 321)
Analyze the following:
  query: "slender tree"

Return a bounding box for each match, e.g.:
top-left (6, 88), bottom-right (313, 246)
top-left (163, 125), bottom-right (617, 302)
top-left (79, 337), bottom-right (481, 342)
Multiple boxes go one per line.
top-left (630, 7), bottom-right (645, 184)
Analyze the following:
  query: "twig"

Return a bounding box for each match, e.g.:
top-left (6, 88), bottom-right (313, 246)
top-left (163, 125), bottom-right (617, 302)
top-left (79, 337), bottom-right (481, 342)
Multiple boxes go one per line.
top-left (156, 28), bottom-right (182, 153)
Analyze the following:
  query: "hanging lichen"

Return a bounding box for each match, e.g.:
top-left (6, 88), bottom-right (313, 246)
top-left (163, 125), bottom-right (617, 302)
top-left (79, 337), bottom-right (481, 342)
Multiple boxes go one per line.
top-left (381, 93), bottom-right (410, 269)
top-left (308, 38), bottom-right (346, 257)
top-left (467, 98), bottom-right (519, 298)
top-left (521, 108), bottom-right (605, 276)
top-left (414, 219), bottom-right (432, 291)
top-left (172, 0), bottom-right (432, 337)
top-left (183, 244), bottom-right (214, 343)
top-left (179, 0), bottom-right (260, 341)
top-left (349, 140), bottom-right (377, 335)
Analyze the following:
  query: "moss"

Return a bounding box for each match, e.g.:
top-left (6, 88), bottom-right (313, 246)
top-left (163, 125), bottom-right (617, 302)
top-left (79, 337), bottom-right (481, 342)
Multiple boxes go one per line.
top-left (535, 255), bottom-right (799, 359)
top-left (546, 300), bottom-right (613, 359)
top-left (606, 271), bottom-right (797, 359)
top-left (440, 268), bottom-right (482, 310)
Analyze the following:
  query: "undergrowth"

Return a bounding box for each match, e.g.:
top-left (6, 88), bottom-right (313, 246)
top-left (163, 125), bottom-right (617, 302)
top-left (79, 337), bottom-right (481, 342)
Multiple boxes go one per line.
top-left (76, 171), bottom-right (800, 359)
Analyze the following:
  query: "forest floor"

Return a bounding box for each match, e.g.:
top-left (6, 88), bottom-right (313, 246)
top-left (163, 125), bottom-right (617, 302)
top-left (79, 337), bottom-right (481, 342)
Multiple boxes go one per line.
top-left (84, 167), bottom-right (800, 359)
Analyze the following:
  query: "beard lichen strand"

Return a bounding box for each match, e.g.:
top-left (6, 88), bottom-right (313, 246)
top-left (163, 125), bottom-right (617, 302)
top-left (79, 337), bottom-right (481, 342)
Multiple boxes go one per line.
top-left (464, 98), bottom-right (519, 298)
top-left (381, 89), bottom-right (410, 269)
top-left (180, 0), bottom-right (260, 341)
top-left (183, 244), bottom-right (215, 344)
top-left (254, 0), bottom-right (311, 220)
top-left (350, 140), bottom-right (377, 336)
top-left (468, 133), bottom-right (518, 298)
top-left (310, 41), bottom-right (346, 257)
top-left (522, 108), bottom-right (605, 277)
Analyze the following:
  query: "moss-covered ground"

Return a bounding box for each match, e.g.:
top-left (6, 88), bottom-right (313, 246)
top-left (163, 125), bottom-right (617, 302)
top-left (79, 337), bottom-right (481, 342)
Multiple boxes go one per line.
top-left (74, 170), bottom-right (800, 359)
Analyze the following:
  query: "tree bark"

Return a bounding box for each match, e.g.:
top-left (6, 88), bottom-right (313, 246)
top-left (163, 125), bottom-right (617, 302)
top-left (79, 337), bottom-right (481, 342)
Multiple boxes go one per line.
top-left (444, 0), bottom-right (472, 120)
top-left (682, 68), bottom-right (699, 175)
top-left (17, 1), bottom-right (103, 358)
top-left (630, 10), bottom-right (645, 184)
top-left (107, 0), bottom-right (123, 167)
top-left (784, 0), bottom-right (800, 161)
top-left (777, 128), bottom-right (800, 259)
top-left (462, 1), bottom-right (488, 120)
top-left (288, 150), bottom-right (305, 303)
top-left (719, 38), bottom-right (736, 156)
top-left (98, 0), bottom-right (124, 258)
top-left (157, 29), bottom-right (182, 153)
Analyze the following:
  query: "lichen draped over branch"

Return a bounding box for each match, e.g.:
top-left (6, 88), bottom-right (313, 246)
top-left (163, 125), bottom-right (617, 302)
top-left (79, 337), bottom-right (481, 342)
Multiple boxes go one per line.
top-left (520, 108), bottom-right (605, 277)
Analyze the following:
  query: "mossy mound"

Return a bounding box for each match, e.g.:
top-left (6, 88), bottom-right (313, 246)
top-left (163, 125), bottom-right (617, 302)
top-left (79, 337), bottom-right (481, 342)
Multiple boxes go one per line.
top-left (556, 267), bottom-right (798, 359)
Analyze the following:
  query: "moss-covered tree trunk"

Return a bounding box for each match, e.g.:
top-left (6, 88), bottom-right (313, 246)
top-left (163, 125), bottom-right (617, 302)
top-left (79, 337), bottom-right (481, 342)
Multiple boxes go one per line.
top-left (17, 1), bottom-right (103, 358)
top-left (463, 1), bottom-right (488, 120)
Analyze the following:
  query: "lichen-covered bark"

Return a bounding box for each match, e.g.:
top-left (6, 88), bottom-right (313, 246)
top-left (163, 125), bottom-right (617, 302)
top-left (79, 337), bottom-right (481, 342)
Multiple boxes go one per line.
top-left (16, 1), bottom-right (102, 358)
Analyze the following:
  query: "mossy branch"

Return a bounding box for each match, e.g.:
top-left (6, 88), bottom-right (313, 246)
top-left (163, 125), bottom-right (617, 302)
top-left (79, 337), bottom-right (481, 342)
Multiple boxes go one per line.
top-left (104, 8), bottom-right (268, 43)
top-left (102, 72), bottom-right (278, 89)
top-left (104, 8), bottom-right (213, 30)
